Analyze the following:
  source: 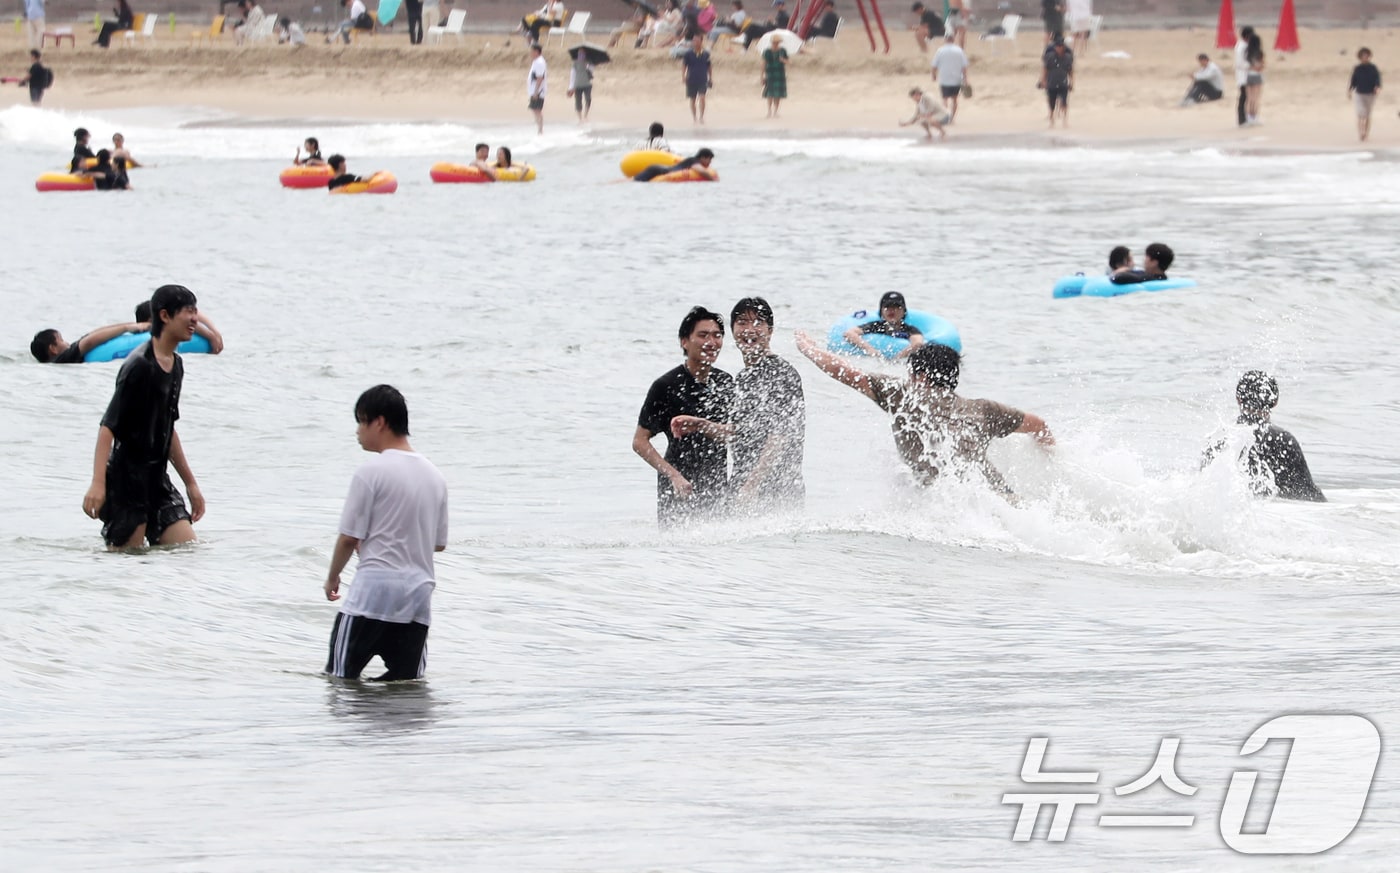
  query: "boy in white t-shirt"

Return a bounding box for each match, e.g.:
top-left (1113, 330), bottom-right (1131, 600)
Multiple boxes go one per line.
top-left (324, 385), bottom-right (449, 681)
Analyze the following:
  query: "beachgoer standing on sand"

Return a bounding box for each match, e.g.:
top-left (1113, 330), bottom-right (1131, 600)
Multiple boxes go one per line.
top-left (1040, 0), bottom-right (1064, 47)
top-left (681, 33), bottom-right (713, 123)
top-left (1244, 31), bottom-right (1265, 125)
top-left (1066, 0), bottom-right (1090, 54)
top-left (931, 32), bottom-right (968, 122)
top-left (24, 0), bottom-right (45, 50)
top-left (1348, 48), bottom-right (1381, 142)
top-left (405, 0), bottom-right (424, 44)
top-left (1233, 25), bottom-right (1255, 126)
top-left (1038, 36), bottom-right (1073, 128)
top-left (762, 32), bottom-right (788, 118)
top-left (900, 86), bottom-right (949, 141)
top-left (528, 43), bottom-right (548, 133)
top-left (323, 385), bottom-right (449, 681)
top-left (17, 49), bottom-right (51, 106)
top-left (945, 0), bottom-right (967, 48)
top-left (82, 285), bottom-right (206, 550)
top-left (568, 49), bottom-right (594, 122)
top-left (633, 306), bottom-right (735, 527)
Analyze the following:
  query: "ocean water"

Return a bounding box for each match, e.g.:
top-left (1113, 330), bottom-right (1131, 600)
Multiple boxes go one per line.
top-left (3, 104), bottom-right (1399, 870)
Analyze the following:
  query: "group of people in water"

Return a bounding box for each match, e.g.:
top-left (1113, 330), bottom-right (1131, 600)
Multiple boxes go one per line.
top-left (290, 136), bottom-right (529, 187)
top-left (1107, 241), bottom-right (1173, 285)
top-left (633, 293), bottom-right (1325, 527)
top-left (66, 127), bottom-right (140, 190)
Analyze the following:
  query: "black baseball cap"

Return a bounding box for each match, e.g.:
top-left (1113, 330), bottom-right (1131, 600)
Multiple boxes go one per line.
top-left (731, 296), bottom-right (774, 328)
top-left (880, 291), bottom-right (907, 310)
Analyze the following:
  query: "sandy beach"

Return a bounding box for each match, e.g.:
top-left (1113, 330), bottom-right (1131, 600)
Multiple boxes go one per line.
top-left (2, 25), bottom-right (1397, 150)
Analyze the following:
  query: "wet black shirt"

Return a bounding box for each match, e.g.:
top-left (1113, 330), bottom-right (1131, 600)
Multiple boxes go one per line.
top-left (861, 319), bottom-right (923, 339)
top-left (638, 364), bottom-right (734, 521)
top-left (1351, 62), bottom-right (1381, 94)
top-left (328, 173), bottom-right (362, 190)
top-left (732, 354), bottom-right (805, 507)
top-left (70, 144), bottom-right (95, 173)
top-left (1109, 268), bottom-right (1167, 285)
top-left (52, 337), bottom-right (88, 364)
top-left (920, 8), bottom-right (943, 34)
top-left (100, 341), bottom-right (183, 466)
top-left (1205, 419), bottom-right (1326, 502)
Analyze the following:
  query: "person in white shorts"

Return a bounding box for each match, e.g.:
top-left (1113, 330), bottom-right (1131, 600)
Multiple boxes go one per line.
top-left (324, 385), bottom-right (449, 681)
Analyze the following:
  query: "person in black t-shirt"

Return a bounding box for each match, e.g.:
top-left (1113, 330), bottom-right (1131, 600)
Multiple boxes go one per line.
top-left (30, 319), bottom-right (151, 364)
top-left (70, 127), bottom-right (95, 173)
top-left (326, 153), bottom-right (363, 190)
top-left (842, 290), bottom-right (926, 358)
top-left (82, 284), bottom-right (207, 549)
top-left (633, 148), bottom-right (718, 181)
top-left (1109, 241), bottom-right (1172, 285)
top-left (1201, 371), bottom-right (1326, 502)
top-left (633, 306), bottom-right (735, 526)
top-left (16, 50), bottom-right (51, 106)
top-left (1348, 48), bottom-right (1382, 142)
top-left (911, 1), bottom-right (943, 52)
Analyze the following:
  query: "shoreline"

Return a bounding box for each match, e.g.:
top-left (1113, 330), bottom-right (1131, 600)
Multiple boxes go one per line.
top-left (3, 27), bottom-right (1398, 152)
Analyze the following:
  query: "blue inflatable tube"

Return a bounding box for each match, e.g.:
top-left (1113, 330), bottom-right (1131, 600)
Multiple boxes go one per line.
top-left (1053, 274), bottom-right (1198, 299)
top-left (84, 332), bottom-right (213, 363)
top-left (826, 309), bottom-right (962, 358)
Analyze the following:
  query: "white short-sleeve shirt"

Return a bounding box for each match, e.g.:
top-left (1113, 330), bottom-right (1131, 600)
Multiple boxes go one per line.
top-left (931, 44), bottom-right (968, 87)
top-left (338, 449), bottom-right (449, 625)
top-left (528, 55), bottom-right (548, 97)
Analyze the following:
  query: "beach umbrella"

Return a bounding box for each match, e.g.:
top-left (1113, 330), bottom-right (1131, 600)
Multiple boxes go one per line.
top-left (568, 43), bottom-right (612, 64)
top-left (1214, 0), bottom-right (1234, 50)
top-left (378, 0), bottom-right (402, 25)
top-left (757, 28), bottom-right (804, 56)
top-left (1275, 0), bottom-right (1300, 52)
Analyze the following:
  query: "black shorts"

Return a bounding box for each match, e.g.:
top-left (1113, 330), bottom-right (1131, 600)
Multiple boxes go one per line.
top-left (686, 82), bottom-right (709, 99)
top-left (325, 612), bottom-right (429, 681)
top-left (528, 96), bottom-right (545, 110)
top-left (100, 460), bottom-right (191, 547)
top-left (1043, 13), bottom-right (1063, 33)
top-left (1046, 84), bottom-right (1069, 108)
top-left (940, 84), bottom-right (961, 99)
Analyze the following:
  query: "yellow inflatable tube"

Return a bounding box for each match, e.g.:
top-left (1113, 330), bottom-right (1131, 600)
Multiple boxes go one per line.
top-left (620, 150), bottom-right (681, 178)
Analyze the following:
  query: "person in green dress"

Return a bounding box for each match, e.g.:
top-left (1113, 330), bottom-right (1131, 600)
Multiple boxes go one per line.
top-left (762, 33), bottom-right (789, 117)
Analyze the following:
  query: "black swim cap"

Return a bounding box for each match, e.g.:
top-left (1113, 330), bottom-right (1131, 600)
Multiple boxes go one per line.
top-left (1236, 370), bottom-right (1279, 411)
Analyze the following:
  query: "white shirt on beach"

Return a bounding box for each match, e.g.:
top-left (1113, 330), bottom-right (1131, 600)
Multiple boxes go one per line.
top-left (1066, 0), bottom-right (1091, 26)
top-left (915, 93), bottom-right (949, 122)
top-left (245, 4), bottom-right (265, 28)
top-left (931, 43), bottom-right (968, 87)
top-left (1195, 61), bottom-right (1224, 92)
top-left (350, 0), bottom-right (366, 19)
top-left (529, 55), bottom-right (548, 97)
top-left (1233, 37), bottom-right (1249, 87)
top-left (338, 449), bottom-right (449, 626)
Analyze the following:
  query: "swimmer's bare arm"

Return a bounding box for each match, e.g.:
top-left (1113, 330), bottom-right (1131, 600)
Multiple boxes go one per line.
top-left (894, 331), bottom-right (926, 359)
top-left (169, 430), bottom-right (205, 522)
top-left (325, 533), bottom-right (360, 601)
top-left (82, 426), bottom-right (115, 518)
top-left (632, 424), bottom-right (694, 497)
top-left (77, 321), bottom-right (148, 355)
top-left (796, 329), bottom-right (875, 399)
top-left (1017, 412), bottom-right (1055, 448)
top-left (193, 314), bottom-right (224, 354)
top-left (840, 326), bottom-right (881, 357)
top-left (670, 416), bottom-right (732, 439)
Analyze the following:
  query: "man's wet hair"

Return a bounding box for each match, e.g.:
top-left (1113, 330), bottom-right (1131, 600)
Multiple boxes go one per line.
top-left (134, 300), bottom-right (151, 322)
top-left (328, 153), bottom-right (346, 171)
top-left (731, 297), bottom-right (774, 328)
top-left (1145, 242), bottom-right (1174, 271)
top-left (696, 147), bottom-right (715, 159)
top-left (475, 142), bottom-right (489, 152)
top-left (908, 343), bottom-right (960, 391)
top-left (149, 284), bottom-right (198, 338)
top-left (679, 305), bottom-right (725, 340)
top-left (355, 384), bottom-right (410, 436)
top-left (1236, 370), bottom-right (1279, 413)
top-left (649, 121), bottom-right (665, 138)
top-left (1197, 53), bottom-right (1209, 62)
top-left (30, 329), bottom-right (60, 363)
top-left (1109, 245), bottom-right (1132, 270)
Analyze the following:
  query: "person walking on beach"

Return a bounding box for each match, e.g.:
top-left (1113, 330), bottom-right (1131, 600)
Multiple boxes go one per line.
top-left (82, 285), bottom-right (206, 550)
top-left (323, 385), bottom-right (449, 681)
top-left (16, 50), bottom-right (51, 106)
top-left (910, 1), bottom-right (943, 53)
top-left (1040, 0), bottom-right (1064, 47)
top-left (568, 48), bottom-right (594, 122)
top-left (682, 33), bottom-right (713, 123)
top-left (1348, 48), bottom-right (1381, 142)
top-left (633, 306), bottom-right (735, 526)
top-left (1233, 25), bottom-right (1255, 126)
top-left (1201, 371), bottom-right (1326, 502)
top-left (405, 0), bottom-right (425, 44)
top-left (795, 332), bottom-right (1054, 501)
top-left (900, 86), bottom-right (950, 141)
top-left (931, 32), bottom-right (968, 122)
top-left (945, 0), bottom-right (967, 48)
top-left (1038, 36), bottom-right (1073, 128)
top-left (528, 43), bottom-right (548, 133)
top-left (761, 32), bottom-right (788, 118)
top-left (24, 0), bottom-right (44, 50)
top-left (1244, 31), bottom-right (1265, 125)
top-left (1182, 53), bottom-right (1224, 105)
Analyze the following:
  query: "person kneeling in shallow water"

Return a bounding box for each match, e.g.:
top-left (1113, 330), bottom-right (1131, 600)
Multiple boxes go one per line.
top-left (796, 332), bottom-right (1054, 500)
top-left (632, 147), bottom-right (717, 182)
top-left (1202, 370), bottom-right (1326, 502)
